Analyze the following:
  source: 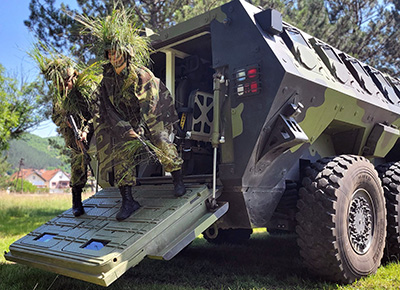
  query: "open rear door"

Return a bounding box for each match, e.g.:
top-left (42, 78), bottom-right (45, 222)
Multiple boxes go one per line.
top-left (5, 184), bottom-right (228, 286)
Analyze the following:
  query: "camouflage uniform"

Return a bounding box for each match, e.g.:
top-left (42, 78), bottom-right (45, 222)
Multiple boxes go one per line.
top-left (51, 87), bottom-right (94, 189)
top-left (95, 63), bottom-right (183, 187)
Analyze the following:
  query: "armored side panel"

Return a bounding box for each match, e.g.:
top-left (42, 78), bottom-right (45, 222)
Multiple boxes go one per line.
top-left (209, 1), bottom-right (311, 227)
top-left (151, 0), bottom-right (400, 228)
top-left (5, 185), bottom-right (228, 286)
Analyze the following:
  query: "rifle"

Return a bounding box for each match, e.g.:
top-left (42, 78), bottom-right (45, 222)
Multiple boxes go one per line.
top-left (68, 115), bottom-right (95, 177)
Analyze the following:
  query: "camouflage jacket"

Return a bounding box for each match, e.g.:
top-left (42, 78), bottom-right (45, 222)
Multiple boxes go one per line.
top-left (98, 63), bottom-right (178, 143)
top-left (51, 86), bottom-right (95, 143)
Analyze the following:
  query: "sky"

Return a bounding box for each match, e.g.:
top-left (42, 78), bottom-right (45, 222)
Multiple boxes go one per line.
top-left (0, 1), bottom-right (60, 138)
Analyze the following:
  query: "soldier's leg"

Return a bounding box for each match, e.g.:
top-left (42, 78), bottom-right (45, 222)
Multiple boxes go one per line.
top-left (139, 80), bottom-right (185, 196)
top-left (114, 151), bottom-right (140, 221)
top-left (171, 169), bottom-right (185, 197)
top-left (71, 185), bottom-right (85, 216)
top-left (151, 132), bottom-right (186, 197)
top-left (116, 185), bottom-right (140, 221)
top-left (70, 151), bottom-right (88, 217)
top-left (64, 128), bottom-right (88, 217)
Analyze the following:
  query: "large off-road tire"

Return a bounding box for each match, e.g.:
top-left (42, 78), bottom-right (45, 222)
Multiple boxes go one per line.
top-left (377, 162), bottom-right (400, 260)
top-left (203, 225), bottom-right (253, 245)
top-left (296, 155), bottom-right (387, 283)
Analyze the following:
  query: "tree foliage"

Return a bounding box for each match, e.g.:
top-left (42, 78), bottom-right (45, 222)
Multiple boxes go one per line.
top-left (281, 0), bottom-right (400, 76)
top-left (5, 133), bottom-right (66, 172)
top-left (9, 178), bottom-right (40, 193)
top-left (25, 0), bottom-right (187, 62)
top-left (0, 65), bottom-right (49, 152)
top-left (174, 0), bottom-right (285, 22)
top-left (24, 0), bottom-right (399, 76)
top-left (0, 156), bottom-right (11, 189)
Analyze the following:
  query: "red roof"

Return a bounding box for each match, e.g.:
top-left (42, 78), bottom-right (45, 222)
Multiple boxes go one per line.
top-left (11, 169), bottom-right (43, 181)
top-left (40, 169), bottom-right (63, 181)
top-left (11, 168), bottom-right (66, 182)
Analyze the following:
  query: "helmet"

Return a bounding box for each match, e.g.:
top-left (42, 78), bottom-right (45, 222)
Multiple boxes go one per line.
top-left (29, 41), bottom-right (102, 104)
top-left (74, 8), bottom-right (151, 67)
top-left (43, 58), bottom-right (76, 87)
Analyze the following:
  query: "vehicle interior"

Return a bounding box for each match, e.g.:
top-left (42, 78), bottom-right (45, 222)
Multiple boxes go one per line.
top-left (143, 31), bottom-right (216, 177)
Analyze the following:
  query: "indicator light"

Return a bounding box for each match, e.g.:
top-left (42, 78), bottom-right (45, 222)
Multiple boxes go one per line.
top-left (251, 82), bottom-right (258, 93)
top-left (236, 70), bottom-right (246, 81)
top-left (248, 68), bottom-right (257, 78)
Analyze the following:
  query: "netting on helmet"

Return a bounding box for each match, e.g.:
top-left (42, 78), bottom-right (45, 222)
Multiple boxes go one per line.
top-left (29, 42), bottom-right (102, 110)
top-left (71, 6), bottom-right (151, 69)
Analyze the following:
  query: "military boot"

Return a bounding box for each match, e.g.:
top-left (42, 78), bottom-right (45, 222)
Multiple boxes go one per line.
top-left (116, 186), bottom-right (141, 221)
top-left (171, 170), bottom-right (186, 197)
top-left (72, 186), bottom-right (85, 217)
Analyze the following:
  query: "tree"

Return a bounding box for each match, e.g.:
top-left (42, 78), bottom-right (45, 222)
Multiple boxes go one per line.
top-left (174, 0), bottom-right (285, 22)
top-left (25, 0), bottom-right (399, 76)
top-left (25, 0), bottom-right (188, 62)
top-left (322, 0), bottom-right (399, 77)
top-left (173, 0), bottom-right (231, 22)
top-left (0, 156), bottom-right (12, 189)
top-left (0, 64), bottom-right (48, 152)
top-left (259, 0), bottom-right (400, 77)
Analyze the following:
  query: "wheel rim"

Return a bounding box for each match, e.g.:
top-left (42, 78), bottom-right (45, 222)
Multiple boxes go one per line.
top-left (348, 188), bottom-right (375, 255)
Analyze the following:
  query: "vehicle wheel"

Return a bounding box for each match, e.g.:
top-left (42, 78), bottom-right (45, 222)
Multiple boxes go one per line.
top-left (296, 155), bottom-right (386, 283)
top-left (203, 224), bottom-right (252, 245)
top-left (377, 162), bottom-right (400, 260)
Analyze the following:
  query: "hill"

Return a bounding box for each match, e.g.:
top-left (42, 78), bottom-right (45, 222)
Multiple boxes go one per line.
top-left (4, 133), bottom-right (68, 173)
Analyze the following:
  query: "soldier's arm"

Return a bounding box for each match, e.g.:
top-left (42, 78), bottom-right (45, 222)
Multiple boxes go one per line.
top-left (99, 82), bottom-right (137, 140)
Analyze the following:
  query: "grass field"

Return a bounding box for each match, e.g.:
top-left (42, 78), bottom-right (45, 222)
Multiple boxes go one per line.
top-left (1, 191), bottom-right (399, 290)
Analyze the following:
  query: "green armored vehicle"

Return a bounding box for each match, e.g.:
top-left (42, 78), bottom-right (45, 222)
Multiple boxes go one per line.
top-left (5, 0), bottom-right (400, 285)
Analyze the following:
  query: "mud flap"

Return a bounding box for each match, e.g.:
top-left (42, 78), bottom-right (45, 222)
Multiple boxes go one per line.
top-left (4, 184), bottom-right (228, 287)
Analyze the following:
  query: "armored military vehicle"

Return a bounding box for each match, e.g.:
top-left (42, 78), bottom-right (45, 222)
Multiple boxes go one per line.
top-left (5, 0), bottom-right (400, 285)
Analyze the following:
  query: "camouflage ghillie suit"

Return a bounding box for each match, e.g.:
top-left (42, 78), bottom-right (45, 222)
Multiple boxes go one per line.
top-left (30, 42), bottom-right (101, 216)
top-left (95, 63), bottom-right (183, 187)
top-left (51, 88), bottom-right (94, 188)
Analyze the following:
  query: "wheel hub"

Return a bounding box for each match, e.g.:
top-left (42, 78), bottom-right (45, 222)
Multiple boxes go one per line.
top-left (348, 189), bottom-right (374, 254)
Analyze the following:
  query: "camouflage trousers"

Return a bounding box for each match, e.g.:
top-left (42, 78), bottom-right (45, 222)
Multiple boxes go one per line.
top-left (70, 152), bottom-right (89, 189)
top-left (59, 124), bottom-right (90, 189)
top-left (94, 116), bottom-right (183, 187)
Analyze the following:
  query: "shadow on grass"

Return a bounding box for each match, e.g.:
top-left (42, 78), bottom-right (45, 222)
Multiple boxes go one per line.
top-left (1, 233), bottom-right (340, 290)
top-left (121, 233), bottom-right (337, 290)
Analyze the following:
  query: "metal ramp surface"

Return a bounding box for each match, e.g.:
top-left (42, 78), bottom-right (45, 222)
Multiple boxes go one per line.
top-left (5, 184), bottom-right (228, 286)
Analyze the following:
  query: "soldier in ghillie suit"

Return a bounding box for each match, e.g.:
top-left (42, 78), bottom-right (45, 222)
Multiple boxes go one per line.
top-left (75, 8), bottom-right (186, 221)
top-left (30, 45), bottom-right (101, 217)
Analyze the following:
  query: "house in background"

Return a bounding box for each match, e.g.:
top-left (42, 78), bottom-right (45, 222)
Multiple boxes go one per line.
top-left (12, 168), bottom-right (70, 193)
top-left (40, 169), bottom-right (70, 193)
top-left (11, 169), bottom-right (46, 188)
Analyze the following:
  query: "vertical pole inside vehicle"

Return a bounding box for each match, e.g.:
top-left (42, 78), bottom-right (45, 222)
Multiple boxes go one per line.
top-left (212, 71), bottom-right (224, 202)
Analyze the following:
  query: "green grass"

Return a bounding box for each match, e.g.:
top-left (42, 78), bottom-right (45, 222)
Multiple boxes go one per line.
top-left (0, 191), bottom-right (91, 263)
top-left (1, 191), bottom-right (399, 290)
top-left (0, 193), bottom-right (68, 262)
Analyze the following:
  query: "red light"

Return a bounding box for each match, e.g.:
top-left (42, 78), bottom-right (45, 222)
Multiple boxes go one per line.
top-left (247, 68), bottom-right (257, 78)
top-left (251, 82), bottom-right (258, 93)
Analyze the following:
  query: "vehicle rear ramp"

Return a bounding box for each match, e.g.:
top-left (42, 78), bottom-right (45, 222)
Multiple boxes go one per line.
top-left (5, 184), bottom-right (228, 287)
